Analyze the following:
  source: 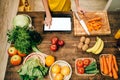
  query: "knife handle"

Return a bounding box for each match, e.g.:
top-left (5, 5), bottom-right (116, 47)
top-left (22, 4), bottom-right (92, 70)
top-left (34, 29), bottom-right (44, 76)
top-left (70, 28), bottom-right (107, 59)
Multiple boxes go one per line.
top-left (74, 12), bottom-right (81, 21)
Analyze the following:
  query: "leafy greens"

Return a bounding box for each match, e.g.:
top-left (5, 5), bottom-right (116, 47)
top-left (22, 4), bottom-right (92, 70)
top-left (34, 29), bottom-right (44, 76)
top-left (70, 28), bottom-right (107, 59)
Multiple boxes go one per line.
top-left (18, 58), bottom-right (48, 80)
top-left (7, 26), bottom-right (42, 54)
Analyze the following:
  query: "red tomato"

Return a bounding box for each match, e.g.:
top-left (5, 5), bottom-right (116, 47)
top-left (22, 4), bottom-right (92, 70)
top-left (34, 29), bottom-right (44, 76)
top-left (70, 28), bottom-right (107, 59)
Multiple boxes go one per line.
top-left (76, 59), bottom-right (84, 67)
top-left (77, 67), bottom-right (84, 74)
top-left (83, 59), bottom-right (90, 67)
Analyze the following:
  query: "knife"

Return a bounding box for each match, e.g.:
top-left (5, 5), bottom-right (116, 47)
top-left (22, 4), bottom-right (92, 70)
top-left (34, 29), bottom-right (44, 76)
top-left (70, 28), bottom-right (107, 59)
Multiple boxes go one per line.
top-left (74, 12), bottom-right (90, 35)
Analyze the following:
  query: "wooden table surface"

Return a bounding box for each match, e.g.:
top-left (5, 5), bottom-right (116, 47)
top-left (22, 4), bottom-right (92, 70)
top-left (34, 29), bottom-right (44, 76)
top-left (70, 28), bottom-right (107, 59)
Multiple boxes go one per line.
top-left (4, 11), bottom-right (120, 80)
top-left (0, 0), bottom-right (19, 80)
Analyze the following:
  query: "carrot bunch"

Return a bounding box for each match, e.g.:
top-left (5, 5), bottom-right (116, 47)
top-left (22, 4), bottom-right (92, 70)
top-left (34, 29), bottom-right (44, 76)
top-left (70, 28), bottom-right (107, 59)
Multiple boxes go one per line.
top-left (100, 54), bottom-right (118, 79)
top-left (87, 17), bottom-right (102, 31)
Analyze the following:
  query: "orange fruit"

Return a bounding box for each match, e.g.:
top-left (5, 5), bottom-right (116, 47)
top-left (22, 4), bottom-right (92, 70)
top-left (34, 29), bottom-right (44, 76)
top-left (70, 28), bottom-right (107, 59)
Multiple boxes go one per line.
top-left (61, 66), bottom-right (70, 76)
top-left (52, 64), bottom-right (61, 74)
top-left (18, 50), bottom-right (27, 57)
top-left (54, 73), bottom-right (64, 80)
top-left (45, 55), bottom-right (55, 67)
top-left (10, 55), bottom-right (22, 66)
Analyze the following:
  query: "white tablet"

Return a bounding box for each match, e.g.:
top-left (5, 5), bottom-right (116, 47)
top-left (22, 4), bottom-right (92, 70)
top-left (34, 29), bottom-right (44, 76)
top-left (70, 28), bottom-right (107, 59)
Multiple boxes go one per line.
top-left (43, 14), bottom-right (72, 32)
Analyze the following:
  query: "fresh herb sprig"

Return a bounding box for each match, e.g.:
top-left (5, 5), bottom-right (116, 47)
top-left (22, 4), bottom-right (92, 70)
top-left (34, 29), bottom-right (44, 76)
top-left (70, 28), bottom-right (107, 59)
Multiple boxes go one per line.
top-left (7, 26), bottom-right (42, 54)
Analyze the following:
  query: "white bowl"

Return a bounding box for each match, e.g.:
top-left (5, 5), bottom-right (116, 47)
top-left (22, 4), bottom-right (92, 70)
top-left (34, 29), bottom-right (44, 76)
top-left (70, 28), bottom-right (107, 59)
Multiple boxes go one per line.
top-left (23, 52), bottom-right (45, 65)
top-left (49, 60), bottom-right (72, 80)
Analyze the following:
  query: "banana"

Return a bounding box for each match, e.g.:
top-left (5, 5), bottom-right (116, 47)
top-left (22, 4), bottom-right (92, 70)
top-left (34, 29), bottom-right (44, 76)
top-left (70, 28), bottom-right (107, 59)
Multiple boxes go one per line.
top-left (92, 38), bottom-right (102, 53)
top-left (86, 37), bottom-right (101, 53)
top-left (94, 40), bottom-right (104, 54)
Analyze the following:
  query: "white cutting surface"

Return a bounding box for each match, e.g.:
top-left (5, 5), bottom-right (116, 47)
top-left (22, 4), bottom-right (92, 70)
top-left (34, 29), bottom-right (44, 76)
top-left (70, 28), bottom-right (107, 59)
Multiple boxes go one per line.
top-left (44, 17), bottom-right (71, 31)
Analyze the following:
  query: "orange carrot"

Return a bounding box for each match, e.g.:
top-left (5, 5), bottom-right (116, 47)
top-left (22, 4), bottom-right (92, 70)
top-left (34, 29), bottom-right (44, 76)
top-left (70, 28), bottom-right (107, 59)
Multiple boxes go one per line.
top-left (108, 54), bottom-right (113, 73)
top-left (113, 55), bottom-right (118, 72)
top-left (106, 56), bottom-right (112, 77)
top-left (112, 60), bottom-right (118, 79)
top-left (100, 56), bottom-right (104, 72)
top-left (108, 72), bottom-right (112, 77)
top-left (87, 17), bottom-right (102, 31)
top-left (88, 17), bottom-right (101, 22)
top-left (112, 67), bottom-right (118, 79)
top-left (106, 56), bottom-right (109, 71)
top-left (102, 55), bottom-right (109, 75)
top-left (101, 56), bottom-right (105, 74)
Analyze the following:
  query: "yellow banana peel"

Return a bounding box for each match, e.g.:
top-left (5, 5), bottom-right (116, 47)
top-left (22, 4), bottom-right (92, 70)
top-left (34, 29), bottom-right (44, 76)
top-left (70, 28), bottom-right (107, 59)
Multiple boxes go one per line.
top-left (94, 40), bottom-right (104, 54)
top-left (86, 37), bottom-right (104, 55)
top-left (86, 37), bottom-right (100, 52)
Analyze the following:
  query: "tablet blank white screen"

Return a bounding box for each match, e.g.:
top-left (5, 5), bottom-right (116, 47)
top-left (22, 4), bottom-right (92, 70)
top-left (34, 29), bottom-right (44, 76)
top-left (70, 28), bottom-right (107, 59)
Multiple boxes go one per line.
top-left (44, 17), bottom-right (71, 31)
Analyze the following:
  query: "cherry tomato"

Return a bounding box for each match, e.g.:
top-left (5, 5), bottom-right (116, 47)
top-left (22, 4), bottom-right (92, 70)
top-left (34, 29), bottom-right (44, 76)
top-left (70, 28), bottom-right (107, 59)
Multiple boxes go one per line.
top-left (77, 67), bottom-right (84, 74)
top-left (76, 59), bottom-right (84, 67)
top-left (83, 59), bottom-right (90, 67)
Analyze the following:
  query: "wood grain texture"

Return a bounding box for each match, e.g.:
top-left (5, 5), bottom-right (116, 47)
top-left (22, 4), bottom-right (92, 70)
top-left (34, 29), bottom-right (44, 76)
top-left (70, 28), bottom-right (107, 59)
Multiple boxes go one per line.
top-left (0, 0), bottom-right (113, 80)
top-left (73, 11), bottom-right (111, 36)
top-left (4, 11), bottom-right (120, 80)
top-left (0, 0), bottom-right (19, 80)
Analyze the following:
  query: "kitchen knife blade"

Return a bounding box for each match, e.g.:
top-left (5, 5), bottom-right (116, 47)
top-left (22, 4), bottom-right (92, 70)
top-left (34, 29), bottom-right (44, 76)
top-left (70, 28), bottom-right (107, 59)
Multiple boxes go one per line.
top-left (74, 12), bottom-right (90, 35)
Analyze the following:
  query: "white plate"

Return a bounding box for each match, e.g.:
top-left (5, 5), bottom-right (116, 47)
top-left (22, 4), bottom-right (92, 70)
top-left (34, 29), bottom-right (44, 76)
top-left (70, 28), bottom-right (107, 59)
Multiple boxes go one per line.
top-left (49, 60), bottom-right (72, 80)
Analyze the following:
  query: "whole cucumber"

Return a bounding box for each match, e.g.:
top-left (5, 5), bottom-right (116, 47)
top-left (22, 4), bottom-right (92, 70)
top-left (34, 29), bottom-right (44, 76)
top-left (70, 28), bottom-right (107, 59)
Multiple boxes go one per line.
top-left (86, 69), bottom-right (99, 74)
top-left (85, 64), bottom-right (97, 71)
top-left (85, 62), bottom-right (96, 70)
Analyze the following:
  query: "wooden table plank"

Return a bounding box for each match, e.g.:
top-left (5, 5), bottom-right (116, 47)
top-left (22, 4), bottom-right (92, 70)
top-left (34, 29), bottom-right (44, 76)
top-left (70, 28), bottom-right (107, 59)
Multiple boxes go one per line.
top-left (4, 11), bottom-right (120, 80)
top-left (0, 0), bottom-right (19, 80)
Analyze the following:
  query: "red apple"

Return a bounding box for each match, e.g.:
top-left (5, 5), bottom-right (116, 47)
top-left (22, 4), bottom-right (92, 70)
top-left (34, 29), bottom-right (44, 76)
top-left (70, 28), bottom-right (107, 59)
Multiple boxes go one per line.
top-left (50, 44), bottom-right (58, 51)
top-left (10, 55), bottom-right (22, 66)
top-left (51, 36), bottom-right (59, 45)
top-left (8, 47), bottom-right (18, 56)
top-left (58, 40), bottom-right (64, 46)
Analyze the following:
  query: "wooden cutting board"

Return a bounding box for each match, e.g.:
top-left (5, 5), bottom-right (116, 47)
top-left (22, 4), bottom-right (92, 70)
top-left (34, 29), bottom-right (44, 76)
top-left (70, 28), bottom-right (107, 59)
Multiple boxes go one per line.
top-left (73, 11), bottom-right (111, 36)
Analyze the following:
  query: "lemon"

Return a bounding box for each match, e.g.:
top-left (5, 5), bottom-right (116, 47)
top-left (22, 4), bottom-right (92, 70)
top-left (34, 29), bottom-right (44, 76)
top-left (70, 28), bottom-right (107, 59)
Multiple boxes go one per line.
top-left (52, 64), bottom-right (61, 74)
top-left (54, 73), bottom-right (64, 80)
top-left (61, 66), bottom-right (70, 76)
top-left (45, 55), bottom-right (55, 67)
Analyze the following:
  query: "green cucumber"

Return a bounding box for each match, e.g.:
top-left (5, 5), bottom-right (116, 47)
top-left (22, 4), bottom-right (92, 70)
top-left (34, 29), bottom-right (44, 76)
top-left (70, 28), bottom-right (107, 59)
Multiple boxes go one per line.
top-left (85, 62), bottom-right (96, 70)
top-left (85, 69), bottom-right (99, 74)
top-left (85, 64), bottom-right (97, 71)
top-left (88, 62), bottom-right (96, 67)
